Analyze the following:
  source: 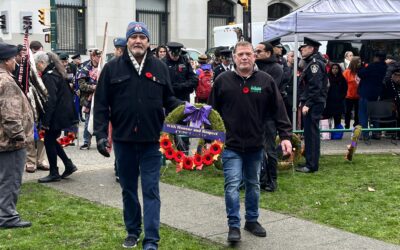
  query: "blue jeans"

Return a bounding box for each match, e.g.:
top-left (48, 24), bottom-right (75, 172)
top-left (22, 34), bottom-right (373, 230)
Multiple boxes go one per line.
top-left (83, 112), bottom-right (91, 145)
top-left (114, 141), bottom-right (161, 249)
top-left (222, 148), bottom-right (263, 228)
top-left (359, 97), bottom-right (379, 138)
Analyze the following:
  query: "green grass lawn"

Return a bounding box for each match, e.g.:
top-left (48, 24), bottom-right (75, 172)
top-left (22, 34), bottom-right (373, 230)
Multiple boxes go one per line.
top-left (0, 183), bottom-right (224, 250)
top-left (160, 154), bottom-right (400, 245)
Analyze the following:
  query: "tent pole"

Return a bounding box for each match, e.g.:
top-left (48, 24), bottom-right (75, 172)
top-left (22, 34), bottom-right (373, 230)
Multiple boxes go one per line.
top-left (292, 34), bottom-right (299, 131)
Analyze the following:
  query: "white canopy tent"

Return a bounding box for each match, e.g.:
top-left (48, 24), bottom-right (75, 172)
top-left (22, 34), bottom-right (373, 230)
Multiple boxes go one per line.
top-left (263, 0), bottom-right (400, 130)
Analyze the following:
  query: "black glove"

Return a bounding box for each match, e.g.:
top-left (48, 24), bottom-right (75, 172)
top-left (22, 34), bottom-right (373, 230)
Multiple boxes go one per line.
top-left (97, 138), bottom-right (111, 157)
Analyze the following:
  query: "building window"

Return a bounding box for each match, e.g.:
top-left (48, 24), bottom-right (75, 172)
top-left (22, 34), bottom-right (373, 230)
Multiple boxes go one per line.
top-left (137, 0), bottom-right (168, 46)
top-left (56, 1), bottom-right (86, 54)
top-left (207, 0), bottom-right (234, 49)
top-left (268, 3), bottom-right (291, 21)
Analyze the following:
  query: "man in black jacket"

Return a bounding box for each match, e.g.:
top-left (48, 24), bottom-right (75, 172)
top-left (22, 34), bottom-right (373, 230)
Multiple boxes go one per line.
top-left (255, 41), bottom-right (285, 192)
top-left (94, 22), bottom-right (181, 250)
top-left (208, 41), bottom-right (292, 242)
top-left (163, 42), bottom-right (198, 102)
top-left (297, 37), bottom-right (328, 173)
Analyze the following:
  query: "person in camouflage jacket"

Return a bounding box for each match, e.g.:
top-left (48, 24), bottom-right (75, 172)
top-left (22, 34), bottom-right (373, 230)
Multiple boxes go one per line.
top-left (75, 49), bottom-right (101, 149)
top-left (0, 42), bottom-right (34, 229)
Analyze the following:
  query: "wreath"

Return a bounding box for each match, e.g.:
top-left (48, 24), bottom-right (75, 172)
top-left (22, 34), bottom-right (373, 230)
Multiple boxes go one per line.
top-left (160, 103), bottom-right (226, 172)
top-left (275, 133), bottom-right (302, 170)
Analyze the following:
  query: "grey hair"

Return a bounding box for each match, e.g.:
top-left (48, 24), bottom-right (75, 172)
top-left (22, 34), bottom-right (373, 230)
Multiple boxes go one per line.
top-left (34, 51), bottom-right (67, 79)
top-left (233, 41), bottom-right (253, 54)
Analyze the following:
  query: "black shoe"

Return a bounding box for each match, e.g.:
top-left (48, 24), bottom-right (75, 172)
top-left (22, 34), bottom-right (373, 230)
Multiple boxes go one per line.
top-left (80, 144), bottom-right (90, 150)
top-left (38, 175), bottom-right (61, 183)
top-left (122, 235), bottom-right (139, 248)
top-left (244, 221), bottom-right (267, 237)
top-left (295, 166), bottom-right (314, 173)
top-left (227, 227), bottom-right (241, 242)
top-left (0, 220), bottom-right (32, 229)
top-left (263, 184), bottom-right (276, 192)
top-left (61, 164), bottom-right (78, 179)
top-left (116, 176), bottom-right (120, 183)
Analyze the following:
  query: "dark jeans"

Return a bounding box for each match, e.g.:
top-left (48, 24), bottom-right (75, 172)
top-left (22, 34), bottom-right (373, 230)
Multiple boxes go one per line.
top-left (303, 103), bottom-right (324, 171)
top-left (359, 97), bottom-right (379, 138)
top-left (345, 98), bottom-right (359, 128)
top-left (222, 148), bottom-right (263, 228)
top-left (44, 129), bottom-right (70, 176)
top-left (114, 141), bottom-right (161, 249)
top-left (260, 120), bottom-right (278, 188)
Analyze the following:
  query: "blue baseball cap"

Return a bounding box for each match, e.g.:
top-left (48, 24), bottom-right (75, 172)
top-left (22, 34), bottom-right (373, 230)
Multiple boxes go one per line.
top-left (113, 37), bottom-right (127, 48)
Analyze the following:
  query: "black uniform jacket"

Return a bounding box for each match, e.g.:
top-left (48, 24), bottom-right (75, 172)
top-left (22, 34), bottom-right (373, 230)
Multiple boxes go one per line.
top-left (298, 53), bottom-right (328, 107)
top-left (41, 64), bottom-right (78, 130)
top-left (94, 49), bottom-right (182, 143)
top-left (208, 68), bottom-right (292, 152)
top-left (162, 56), bottom-right (198, 102)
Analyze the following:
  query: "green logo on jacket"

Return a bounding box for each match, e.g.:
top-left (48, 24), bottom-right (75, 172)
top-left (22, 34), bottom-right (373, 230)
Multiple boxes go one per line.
top-left (250, 86), bottom-right (262, 93)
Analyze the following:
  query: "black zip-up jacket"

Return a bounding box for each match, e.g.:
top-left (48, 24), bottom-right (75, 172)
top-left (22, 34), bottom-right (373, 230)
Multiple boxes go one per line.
top-left (298, 53), bottom-right (328, 107)
top-left (208, 68), bottom-right (292, 152)
top-left (94, 49), bottom-right (182, 143)
top-left (41, 64), bottom-right (78, 130)
top-left (256, 55), bottom-right (284, 94)
top-left (162, 56), bottom-right (198, 102)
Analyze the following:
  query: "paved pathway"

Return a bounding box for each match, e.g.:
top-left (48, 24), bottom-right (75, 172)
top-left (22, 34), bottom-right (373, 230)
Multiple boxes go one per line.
top-left (22, 133), bottom-right (400, 250)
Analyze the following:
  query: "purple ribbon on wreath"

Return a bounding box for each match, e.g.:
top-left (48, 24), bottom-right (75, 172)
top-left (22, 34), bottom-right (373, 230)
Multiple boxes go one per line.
top-left (183, 102), bottom-right (212, 128)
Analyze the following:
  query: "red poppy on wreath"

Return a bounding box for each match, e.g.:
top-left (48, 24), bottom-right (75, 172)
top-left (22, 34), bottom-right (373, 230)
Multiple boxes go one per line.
top-left (164, 148), bottom-right (176, 160)
top-left (160, 134), bottom-right (172, 150)
top-left (202, 152), bottom-right (214, 166)
top-left (242, 86), bottom-right (249, 94)
top-left (209, 141), bottom-right (222, 155)
top-left (145, 72), bottom-right (153, 79)
top-left (193, 154), bottom-right (203, 166)
top-left (182, 156), bottom-right (194, 170)
top-left (174, 151), bottom-right (185, 163)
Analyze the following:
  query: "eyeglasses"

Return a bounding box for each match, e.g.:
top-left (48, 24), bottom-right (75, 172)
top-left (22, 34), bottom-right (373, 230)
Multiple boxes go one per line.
top-left (254, 50), bottom-right (265, 54)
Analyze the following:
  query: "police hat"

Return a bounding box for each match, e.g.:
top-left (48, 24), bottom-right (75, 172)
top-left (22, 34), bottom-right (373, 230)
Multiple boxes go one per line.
top-left (166, 42), bottom-right (184, 50)
top-left (71, 54), bottom-right (81, 60)
top-left (220, 49), bottom-right (232, 58)
top-left (0, 42), bottom-right (18, 60)
top-left (59, 53), bottom-right (69, 60)
top-left (299, 37), bottom-right (322, 51)
top-left (113, 37), bottom-right (126, 48)
top-left (269, 38), bottom-right (282, 47)
top-left (268, 38), bottom-right (287, 55)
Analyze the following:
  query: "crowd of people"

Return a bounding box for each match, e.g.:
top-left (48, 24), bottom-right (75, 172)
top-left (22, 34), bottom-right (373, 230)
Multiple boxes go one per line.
top-left (1, 20), bottom-right (400, 250)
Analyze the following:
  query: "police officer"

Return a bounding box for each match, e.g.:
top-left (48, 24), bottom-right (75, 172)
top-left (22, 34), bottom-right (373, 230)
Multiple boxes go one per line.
top-left (113, 37), bottom-right (126, 58)
top-left (59, 53), bottom-right (77, 88)
top-left (71, 54), bottom-right (82, 69)
top-left (296, 37), bottom-right (328, 173)
top-left (163, 42), bottom-right (198, 102)
top-left (213, 49), bottom-right (233, 80)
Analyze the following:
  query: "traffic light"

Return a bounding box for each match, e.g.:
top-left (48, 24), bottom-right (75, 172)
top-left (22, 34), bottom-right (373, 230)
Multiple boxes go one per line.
top-left (22, 16), bottom-right (32, 31)
top-left (0, 11), bottom-right (8, 33)
top-left (0, 14), bottom-right (6, 30)
top-left (38, 8), bottom-right (45, 26)
top-left (238, 0), bottom-right (249, 10)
